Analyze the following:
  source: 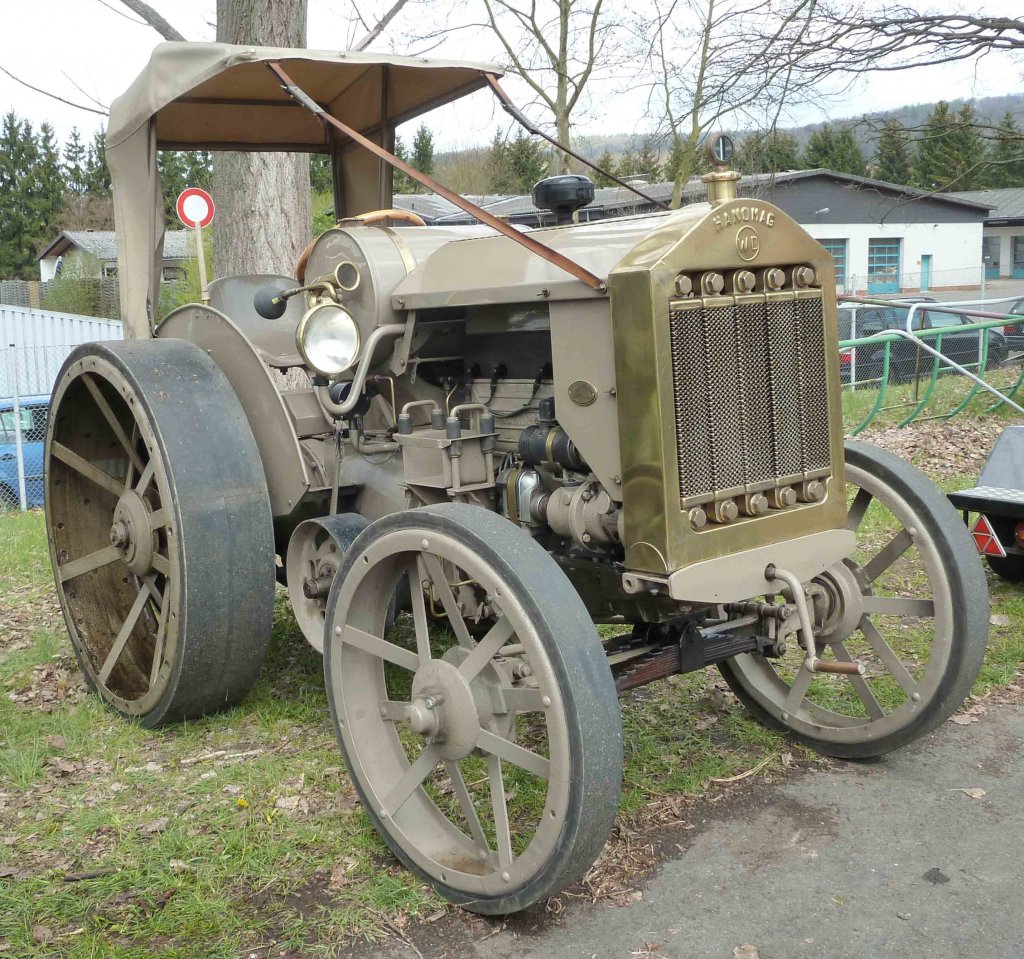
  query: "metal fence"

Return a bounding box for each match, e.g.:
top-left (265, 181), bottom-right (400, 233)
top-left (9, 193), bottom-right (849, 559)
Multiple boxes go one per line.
top-left (1, 306), bottom-right (123, 511)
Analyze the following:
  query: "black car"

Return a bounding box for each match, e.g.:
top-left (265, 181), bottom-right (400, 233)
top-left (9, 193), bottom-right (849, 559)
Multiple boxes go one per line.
top-left (998, 297), bottom-right (1024, 352)
top-left (838, 303), bottom-right (1008, 384)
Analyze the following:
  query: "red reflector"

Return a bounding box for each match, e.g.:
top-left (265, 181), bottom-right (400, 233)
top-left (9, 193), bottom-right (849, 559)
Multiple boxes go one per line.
top-left (972, 515), bottom-right (1006, 558)
top-left (1004, 324), bottom-right (1018, 334)
top-left (839, 350), bottom-right (853, 365)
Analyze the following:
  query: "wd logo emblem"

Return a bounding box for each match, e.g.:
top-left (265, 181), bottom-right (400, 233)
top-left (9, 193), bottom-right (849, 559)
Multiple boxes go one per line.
top-left (736, 226), bottom-right (760, 261)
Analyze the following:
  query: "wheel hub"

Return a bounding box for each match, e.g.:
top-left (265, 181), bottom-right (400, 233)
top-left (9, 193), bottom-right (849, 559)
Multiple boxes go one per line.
top-left (111, 490), bottom-right (158, 576)
top-left (410, 660), bottom-right (479, 759)
top-left (811, 560), bottom-right (868, 646)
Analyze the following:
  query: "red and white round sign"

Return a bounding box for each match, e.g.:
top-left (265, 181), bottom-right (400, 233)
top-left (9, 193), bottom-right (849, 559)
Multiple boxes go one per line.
top-left (176, 188), bottom-right (215, 229)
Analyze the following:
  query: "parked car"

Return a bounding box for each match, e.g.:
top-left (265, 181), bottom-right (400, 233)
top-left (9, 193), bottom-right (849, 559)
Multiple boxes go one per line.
top-left (998, 297), bottom-right (1024, 352)
top-left (0, 395), bottom-right (49, 508)
top-left (838, 303), bottom-right (1008, 384)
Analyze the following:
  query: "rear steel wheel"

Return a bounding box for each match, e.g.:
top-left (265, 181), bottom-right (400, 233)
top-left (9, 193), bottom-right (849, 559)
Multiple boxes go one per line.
top-left (324, 503), bottom-right (622, 914)
top-left (286, 514), bottom-right (368, 652)
top-left (720, 441), bottom-right (988, 758)
top-left (45, 340), bottom-right (275, 726)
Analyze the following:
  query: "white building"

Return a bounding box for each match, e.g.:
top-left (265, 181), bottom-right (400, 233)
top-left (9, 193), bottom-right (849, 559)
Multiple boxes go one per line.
top-left (950, 187), bottom-right (1024, 280)
top-left (36, 230), bottom-right (191, 283)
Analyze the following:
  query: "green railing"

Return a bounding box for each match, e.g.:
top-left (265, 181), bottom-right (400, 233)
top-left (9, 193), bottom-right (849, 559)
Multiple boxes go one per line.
top-left (838, 302), bottom-right (1024, 435)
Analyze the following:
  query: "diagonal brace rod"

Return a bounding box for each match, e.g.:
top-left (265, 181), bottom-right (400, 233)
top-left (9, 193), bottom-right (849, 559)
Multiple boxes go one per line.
top-left (266, 61), bottom-right (606, 293)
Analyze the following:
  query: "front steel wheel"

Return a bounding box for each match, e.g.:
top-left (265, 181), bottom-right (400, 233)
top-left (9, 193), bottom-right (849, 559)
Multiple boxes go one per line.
top-left (720, 441), bottom-right (988, 758)
top-left (45, 340), bottom-right (275, 726)
top-left (323, 504), bottom-right (622, 914)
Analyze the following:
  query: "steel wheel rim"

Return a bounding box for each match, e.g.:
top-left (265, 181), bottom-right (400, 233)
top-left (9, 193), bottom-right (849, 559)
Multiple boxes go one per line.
top-left (326, 527), bottom-right (571, 896)
top-left (46, 355), bottom-right (180, 716)
top-left (286, 524), bottom-right (341, 652)
top-left (725, 460), bottom-right (954, 744)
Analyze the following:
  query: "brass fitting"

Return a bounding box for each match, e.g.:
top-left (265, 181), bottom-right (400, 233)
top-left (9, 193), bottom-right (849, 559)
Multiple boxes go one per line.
top-left (763, 268), bottom-right (786, 290)
top-left (701, 272), bottom-right (725, 296)
top-left (733, 270), bottom-right (756, 294)
top-left (675, 273), bottom-right (693, 296)
top-left (767, 486), bottom-right (797, 509)
top-left (708, 498), bottom-right (739, 524)
top-left (793, 266), bottom-right (817, 288)
top-left (797, 479), bottom-right (826, 503)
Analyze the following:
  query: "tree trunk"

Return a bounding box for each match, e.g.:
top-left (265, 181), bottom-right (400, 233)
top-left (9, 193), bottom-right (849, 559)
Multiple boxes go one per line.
top-left (212, 0), bottom-right (311, 278)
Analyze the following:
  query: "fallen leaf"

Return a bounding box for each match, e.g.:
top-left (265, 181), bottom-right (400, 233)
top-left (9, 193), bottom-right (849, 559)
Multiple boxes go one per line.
top-left (169, 860), bottom-right (188, 874)
top-left (45, 735), bottom-right (67, 750)
top-left (31, 926), bottom-right (53, 944)
top-left (949, 714), bottom-right (977, 725)
top-left (990, 614), bottom-right (1010, 627)
top-left (140, 817), bottom-right (170, 835)
top-left (781, 752), bottom-right (795, 768)
top-left (733, 946), bottom-right (759, 959)
top-left (222, 784), bottom-right (243, 796)
top-left (274, 795), bottom-right (309, 815)
top-left (0, 865), bottom-right (17, 879)
top-left (959, 787), bottom-right (986, 799)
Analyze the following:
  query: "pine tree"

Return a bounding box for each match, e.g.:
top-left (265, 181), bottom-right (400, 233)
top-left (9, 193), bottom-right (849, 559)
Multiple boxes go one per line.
top-left (84, 130), bottom-right (111, 195)
top-left (591, 150), bottom-right (618, 187)
top-left (63, 127), bottom-right (88, 195)
top-left (411, 124), bottom-right (435, 184)
top-left (31, 122), bottom-right (64, 244)
top-left (393, 136), bottom-right (416, 193)
top-left (739, 130), bottom-right (801, 174)
top-left (912, 101), bottom-right (984, 190)
top-left (633, 140), bottom-right (662, 181)
top-left (616, 150), bottom-right (642, 179)
top-left (873, 120), bottom-right (912, 184)
top-left (803, 124), bottom-right (866, 176)
top-left (989, 111), bottom-right (1024, 188)
top-left (490, 130), bottom-right (547, 195)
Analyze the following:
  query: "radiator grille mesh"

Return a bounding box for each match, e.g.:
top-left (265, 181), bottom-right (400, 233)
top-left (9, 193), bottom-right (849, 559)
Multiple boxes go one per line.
top-left (668, 294), bottom-right (831, 506)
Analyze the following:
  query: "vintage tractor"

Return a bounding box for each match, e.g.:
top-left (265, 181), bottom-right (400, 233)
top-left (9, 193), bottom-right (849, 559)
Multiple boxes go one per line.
top-left (44, 43), bottom-right (988, 914)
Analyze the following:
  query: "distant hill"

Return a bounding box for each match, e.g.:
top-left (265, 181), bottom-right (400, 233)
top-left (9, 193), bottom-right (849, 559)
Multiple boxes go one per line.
top-left (436, 92), bottom-right (1024, 165)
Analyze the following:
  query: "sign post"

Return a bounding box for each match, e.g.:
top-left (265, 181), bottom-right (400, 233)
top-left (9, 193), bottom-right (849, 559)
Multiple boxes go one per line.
top-left (175, 188), bottom-right (215, 304)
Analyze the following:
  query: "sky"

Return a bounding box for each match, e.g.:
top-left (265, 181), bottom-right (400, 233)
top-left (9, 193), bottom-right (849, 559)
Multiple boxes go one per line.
top-left (0, 0), bottom-right (1021, 152)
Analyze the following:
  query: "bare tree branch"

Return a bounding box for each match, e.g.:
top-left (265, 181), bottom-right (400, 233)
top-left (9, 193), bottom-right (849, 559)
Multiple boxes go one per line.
top-left (115, 0), bottom-right (187, 41)
top-left (0, 64), bottom-right (108, 115)
top-left (353, 0), bottom-right (411, 50)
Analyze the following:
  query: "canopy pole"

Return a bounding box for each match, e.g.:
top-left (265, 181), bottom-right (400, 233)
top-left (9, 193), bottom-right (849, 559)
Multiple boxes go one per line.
top-left (265, 61), bottom-right (607, 293)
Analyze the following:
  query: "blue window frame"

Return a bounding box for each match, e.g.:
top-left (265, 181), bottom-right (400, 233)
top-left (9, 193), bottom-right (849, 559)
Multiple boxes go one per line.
top-left (819, 238), bottom-right (847, 285)
top-left (868, 238), bottom-right (901, 293)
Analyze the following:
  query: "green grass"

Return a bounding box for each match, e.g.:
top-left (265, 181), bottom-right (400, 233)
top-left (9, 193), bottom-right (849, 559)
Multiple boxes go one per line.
top-left (2, 447), bottom-right (1023, 957)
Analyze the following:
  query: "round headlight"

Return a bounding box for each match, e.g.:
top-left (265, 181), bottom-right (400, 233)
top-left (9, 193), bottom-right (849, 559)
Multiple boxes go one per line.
top-left (296, 303), bottom-right (361, 377)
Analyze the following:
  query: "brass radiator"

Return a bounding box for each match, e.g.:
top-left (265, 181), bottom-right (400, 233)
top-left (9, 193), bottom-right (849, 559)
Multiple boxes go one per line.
top-left (668, 291), bottom-right (831, 509)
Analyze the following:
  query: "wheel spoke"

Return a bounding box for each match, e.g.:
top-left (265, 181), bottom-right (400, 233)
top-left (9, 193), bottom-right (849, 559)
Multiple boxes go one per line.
top-left (501, 685), bottom-right (545, 712)
top-left (409, 558), bottom-right (433, 665)
top-left (860, 617), bottom-right (919, 697)
top-left (783, 664), bottom-right (814, 714)
top-left (149, 588), bottom-right (170, 689)
top-left (458, 616), bottom-right (515, 683)
top-left (99, 582), bottom-right (153, 684)
top-left (148, 508), bottom-right (168, 530)
top-left (476, 727), bottom-right (549, 780)
top-left (861, 596), bottom-right (934, 618)
top-left (134, 458), bottom-right (156, 496)
top-left (58, 544), bottom-right (122, 583)
top-left (382, 744), bottom-right (440, 817)
top-left (151, 553), bottom-right (171, 577)
top-left (51, 442), bottom-right (125, 498)
top-left (847, 487), bottom-right (873, 532)
top-left (487, 755), bottom-right (514, 870)
top-left (342, 625), bottom-right (420, 671)
top-left (81, 374), bottom-right (144, 474)
top-left (421, 553), bottom-right (473, 649)
top-left (378, 700), bottom-right (408, 722)
top-left (446, 760), bottom-right (494, 865)
top-left (833, 642), bottom-right (886, 720)
top-left (862, 528), bottom-right (913, 583)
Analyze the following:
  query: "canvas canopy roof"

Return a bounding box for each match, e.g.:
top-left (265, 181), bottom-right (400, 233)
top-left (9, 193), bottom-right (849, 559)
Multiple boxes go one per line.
top-left (106, 42), bottom-right (502, 336)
